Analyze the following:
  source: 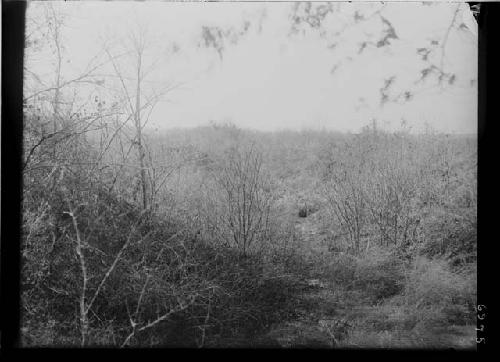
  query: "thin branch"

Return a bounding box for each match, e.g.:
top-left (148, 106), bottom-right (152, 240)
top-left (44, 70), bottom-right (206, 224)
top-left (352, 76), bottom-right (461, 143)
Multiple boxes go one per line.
top-left (84, 210), bottom-right (150, 315)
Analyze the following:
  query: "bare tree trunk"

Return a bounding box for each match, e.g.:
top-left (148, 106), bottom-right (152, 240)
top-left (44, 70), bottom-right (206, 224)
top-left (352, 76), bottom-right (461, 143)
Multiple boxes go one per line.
top-left (66, 203), bottom-right (89, 346)
top-left (134, 51), bottom-right (148, 210)
top-left (50, 3), bottom-right (62, 159)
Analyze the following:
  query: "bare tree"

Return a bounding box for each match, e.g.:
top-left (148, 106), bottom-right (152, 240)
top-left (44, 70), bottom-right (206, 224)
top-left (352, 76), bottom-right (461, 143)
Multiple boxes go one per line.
top-left (204, 145), bottom-right (273, 256)
top-left (323, 157), bottom-right (367, 254)
top-left (103, 26), bottom-right (182, 210)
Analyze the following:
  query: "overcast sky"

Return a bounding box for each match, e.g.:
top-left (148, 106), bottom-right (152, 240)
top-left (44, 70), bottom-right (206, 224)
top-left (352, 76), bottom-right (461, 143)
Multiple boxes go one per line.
top-left (26, 1), bottom-right (478, 134)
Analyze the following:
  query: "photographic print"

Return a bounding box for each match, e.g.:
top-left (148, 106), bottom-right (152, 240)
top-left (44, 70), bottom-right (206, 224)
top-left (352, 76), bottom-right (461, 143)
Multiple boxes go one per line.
top-left (21, 0), bottom-right (478, 348)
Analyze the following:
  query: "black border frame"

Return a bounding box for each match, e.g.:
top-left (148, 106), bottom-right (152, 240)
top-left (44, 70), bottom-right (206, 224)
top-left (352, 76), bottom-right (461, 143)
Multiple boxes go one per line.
top-left (1, 0), bottom-right (494, 355)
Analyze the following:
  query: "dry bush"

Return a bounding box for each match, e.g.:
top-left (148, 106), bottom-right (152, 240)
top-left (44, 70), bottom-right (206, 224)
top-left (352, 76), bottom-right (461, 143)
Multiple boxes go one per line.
top-left (322, 253), bottom-right (359, 287)
top-left (352, 248), bottom-right (406, 302)
top-left (419, 213), bottom-right (477, 267)
top-left (319, 126), bottom-right (476, 261)
top-left (166, 242), bottom-right (303, 347)
top-left (22, 165), bottom-right (300, 347)
top-left (22, 161), bottom-right (213, 346)
top-left (21, 119), bottom-right (307, 346)
top-left (322, 139), bottom-right (368, 254)
top-left (364, 159), bottom-right (423, 251)
top-left (200, 144), bottom-right (274, 256)
top-left (320, 246), bottom-right (404, 304)
top-left (321, 127), bottom-right (422, 255)
top-left (400, 257), bottom-right (476, 325)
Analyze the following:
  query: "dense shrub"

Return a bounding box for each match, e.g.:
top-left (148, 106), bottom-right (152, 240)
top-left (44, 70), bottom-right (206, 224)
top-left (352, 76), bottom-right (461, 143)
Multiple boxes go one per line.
top-left (352, 249), bottom-right (405, 301)
top-left (22, 176), bottom-right (303, 347)
top-left (419, 211), bottom-right (477, 267)
top-left (321, 247), bottom-right (405, 303)
top-left (21, 118), bottom-right (477, 347)
top-left (323, 253), bottom-right (358, 286)
top-left (400, 257), bottom-right (476, 325)
top-left (199, 144), bottom-right (274, 255)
